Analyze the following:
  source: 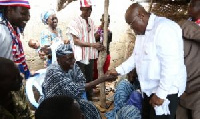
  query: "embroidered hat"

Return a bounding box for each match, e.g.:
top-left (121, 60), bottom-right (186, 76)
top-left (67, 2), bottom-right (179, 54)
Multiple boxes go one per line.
top-left (0, 0), bottom-right (30, 9)
top-left (41, 9), bottom-right (56, 25)
top-left (80, 0), bottom-right (92, 8)
top-left (56, 44), bottom-right (73, 56)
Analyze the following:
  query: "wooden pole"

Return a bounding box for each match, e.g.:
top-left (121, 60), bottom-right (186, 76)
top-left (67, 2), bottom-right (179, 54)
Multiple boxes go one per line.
top-left (148, 0), bottom-right (154, 12)
top-left (98, 0), bottom-right (109, 108)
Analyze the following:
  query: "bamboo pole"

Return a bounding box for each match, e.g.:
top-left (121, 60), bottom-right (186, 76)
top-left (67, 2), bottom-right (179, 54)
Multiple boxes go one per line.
top-left (98, 0), bottom-right (109, 108)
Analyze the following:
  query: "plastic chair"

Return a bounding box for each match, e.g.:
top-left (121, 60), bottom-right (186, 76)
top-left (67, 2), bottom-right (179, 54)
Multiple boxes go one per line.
top-left (26, 69), bottom-right (46, 108)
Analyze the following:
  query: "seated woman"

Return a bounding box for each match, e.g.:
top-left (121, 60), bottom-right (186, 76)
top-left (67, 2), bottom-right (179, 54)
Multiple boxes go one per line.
top-left (106, 69), bottom-right (142, 119)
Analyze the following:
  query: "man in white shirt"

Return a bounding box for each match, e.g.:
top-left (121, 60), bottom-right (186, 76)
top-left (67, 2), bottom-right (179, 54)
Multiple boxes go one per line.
top-left (107, 3), bottom-right (186, 119)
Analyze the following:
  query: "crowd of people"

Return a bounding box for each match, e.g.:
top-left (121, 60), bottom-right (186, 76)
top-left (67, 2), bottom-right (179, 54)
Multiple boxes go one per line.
top-left (0, 0), bottom-right (200, 119)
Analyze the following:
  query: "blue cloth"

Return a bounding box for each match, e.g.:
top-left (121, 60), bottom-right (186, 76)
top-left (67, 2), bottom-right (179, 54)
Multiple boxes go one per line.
top-left (116, 105), bottom-right (141, 119)
top-left (56, 44), bottom-right (73, 56)
top-left (40, 28), bottom-right (62, 47)
top-left (126, 90), bottom-right (143, 111)
top-left (0, 10), bottom-right (3, 20)
top-left (81, 92), bottom-right (87, 100)
top-left (18, 64), bottom-right (30, 79)
top-left (46, 58), bottom-right (52, 67)
top-left (106, 79), bottom-right (137, 119)
top-left (41, 9), bottom-right (55, 25)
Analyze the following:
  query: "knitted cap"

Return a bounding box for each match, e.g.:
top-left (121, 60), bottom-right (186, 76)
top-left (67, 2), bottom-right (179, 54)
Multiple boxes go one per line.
top-left (56, 44), bottom-right (73, 56)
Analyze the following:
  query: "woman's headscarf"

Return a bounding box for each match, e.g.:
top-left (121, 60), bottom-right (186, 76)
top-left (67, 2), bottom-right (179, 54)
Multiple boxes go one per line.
top-left (41, 9), bottom-right (56, 25)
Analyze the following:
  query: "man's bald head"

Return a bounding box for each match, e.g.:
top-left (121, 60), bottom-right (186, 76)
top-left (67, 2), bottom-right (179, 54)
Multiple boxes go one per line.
top-left (125, 3), bottom-right (150, 35)
top-left (125, 3), bottom-right (147, 23)
top-left (188, 0), bottom-right (200, 21)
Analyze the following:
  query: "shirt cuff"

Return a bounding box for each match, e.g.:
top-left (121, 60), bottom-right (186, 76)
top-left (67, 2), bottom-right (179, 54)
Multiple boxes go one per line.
top-left (156, 87), bottom-right (168, 99)
top-left (116, 66), bottom-right (124, 75)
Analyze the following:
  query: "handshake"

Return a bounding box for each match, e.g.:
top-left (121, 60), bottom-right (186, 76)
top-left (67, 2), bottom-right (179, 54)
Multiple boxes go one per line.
top-left (101, 69), bottom-right (119, 82)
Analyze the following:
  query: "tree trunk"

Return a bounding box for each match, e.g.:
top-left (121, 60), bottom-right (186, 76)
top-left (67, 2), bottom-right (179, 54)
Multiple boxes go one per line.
top-left (98, 0), bottom-right (109, 108)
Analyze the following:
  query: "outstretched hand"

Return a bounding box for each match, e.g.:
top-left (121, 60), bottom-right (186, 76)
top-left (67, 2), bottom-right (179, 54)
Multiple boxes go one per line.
top-left (103, 74), bottom-right (118, 82)
top-left (106, 69), bottom-right (119, 77)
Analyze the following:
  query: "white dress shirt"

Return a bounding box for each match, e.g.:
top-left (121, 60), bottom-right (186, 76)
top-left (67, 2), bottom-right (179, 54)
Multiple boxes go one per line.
top-left (0, 24), bottom-right (13, 60)
top-left (116, 14), bottom-right (186, 99)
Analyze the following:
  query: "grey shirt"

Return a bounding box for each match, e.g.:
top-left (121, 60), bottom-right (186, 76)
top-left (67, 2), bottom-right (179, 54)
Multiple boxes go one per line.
top-left (0, 24), bottom-right (13, 60)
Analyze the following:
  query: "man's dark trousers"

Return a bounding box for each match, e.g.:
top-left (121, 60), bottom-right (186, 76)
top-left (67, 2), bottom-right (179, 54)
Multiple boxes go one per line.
top-left (142, 93), bottom-right (179, 119)
top-left (77, 59), bottom-right (94, 101)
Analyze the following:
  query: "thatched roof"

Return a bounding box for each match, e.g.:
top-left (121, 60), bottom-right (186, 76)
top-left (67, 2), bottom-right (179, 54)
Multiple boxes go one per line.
top-left (134, 0), bottom-right (189, 21)
top-left (56, 0), bottom-right (190, 21)
top-left (135, 0), bottom-right (190, 4)
top-left (57, 0), bottom-right (76, 11)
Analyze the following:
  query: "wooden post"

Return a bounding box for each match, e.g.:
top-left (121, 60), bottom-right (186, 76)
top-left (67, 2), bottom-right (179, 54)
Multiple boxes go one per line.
top-left (98, 0), bottom-right (109, 108)
top-left (148, 0), bottom-right (154, 12)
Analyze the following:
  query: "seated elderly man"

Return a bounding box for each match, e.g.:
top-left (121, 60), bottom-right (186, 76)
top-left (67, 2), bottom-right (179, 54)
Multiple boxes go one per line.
top-left (39, 44), bottom-right (117, 119)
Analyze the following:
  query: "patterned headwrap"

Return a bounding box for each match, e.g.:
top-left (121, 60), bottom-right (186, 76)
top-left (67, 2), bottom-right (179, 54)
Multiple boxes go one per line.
top-left (41, 9), bottom-right (56, 25)
top-left (0, 0), bottom-right (30, 9)
top-left (56, 44), bottom-right (73, 56)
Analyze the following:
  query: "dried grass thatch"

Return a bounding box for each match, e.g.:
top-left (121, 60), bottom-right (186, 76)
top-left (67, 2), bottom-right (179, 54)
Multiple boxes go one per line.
top-left (151, 3), bottom-right (189, 21)
top-left (57, 0), bottom-right (77, 11)
top-left (137, 0), bottom-right (190, 21)
top-left (56, 0), bottom-right (190, 21)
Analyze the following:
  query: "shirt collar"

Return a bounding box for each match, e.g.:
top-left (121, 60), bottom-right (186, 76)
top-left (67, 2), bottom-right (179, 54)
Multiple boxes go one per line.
top-left (146, 13), bottom-right (156, 31)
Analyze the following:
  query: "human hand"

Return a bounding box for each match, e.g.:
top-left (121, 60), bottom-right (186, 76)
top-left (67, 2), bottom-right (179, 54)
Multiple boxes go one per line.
top-left (63, 39), bottom-right (70, 44)
top-left (180, 92), bottom-right (187, 98)
top-left (106, 69), bottom-right (119, 77)
top-left (98, 45), bottom-right (105, 51)
top-left (91, 42), bottom-right (104, 51)
top-left (103, 74), bottom-right (117, 82)
top-left (30, 70), bottom-right (36, 76)
top-left (149, 94), bottom-right (164, 107)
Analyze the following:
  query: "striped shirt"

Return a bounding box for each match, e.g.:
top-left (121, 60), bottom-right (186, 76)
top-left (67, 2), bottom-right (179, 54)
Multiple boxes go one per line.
top-left (68, 17), bottom-right (98, 64)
